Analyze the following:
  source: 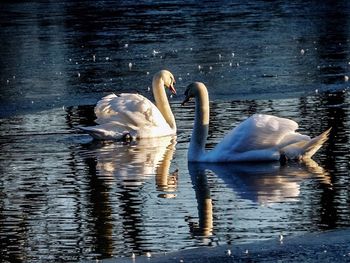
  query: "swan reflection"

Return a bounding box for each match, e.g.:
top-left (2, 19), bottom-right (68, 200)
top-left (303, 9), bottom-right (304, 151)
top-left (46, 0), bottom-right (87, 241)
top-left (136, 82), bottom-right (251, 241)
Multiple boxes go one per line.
top-left (189, 159), bottom-right (330, 205)
top-left (84, 136), bottom-right (178, 194)
top-left (81, 136), bottom-right (177, 256)
top-left (188, 159), bottom-right (330, 237)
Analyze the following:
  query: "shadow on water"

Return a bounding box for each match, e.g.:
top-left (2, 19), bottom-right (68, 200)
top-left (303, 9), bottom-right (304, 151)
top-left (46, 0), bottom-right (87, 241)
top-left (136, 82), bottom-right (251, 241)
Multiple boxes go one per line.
top-left (85, 156), bottom-right (114, 258)
top-left (318, 91), bottom-right (350, 229)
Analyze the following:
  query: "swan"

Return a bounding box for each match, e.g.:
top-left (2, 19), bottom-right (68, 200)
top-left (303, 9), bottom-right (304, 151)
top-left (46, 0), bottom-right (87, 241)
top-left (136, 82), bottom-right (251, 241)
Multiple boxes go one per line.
top-left (182, 82), bottom-right (331, 162)
top-left (79, 70), bottom-right (177, 140)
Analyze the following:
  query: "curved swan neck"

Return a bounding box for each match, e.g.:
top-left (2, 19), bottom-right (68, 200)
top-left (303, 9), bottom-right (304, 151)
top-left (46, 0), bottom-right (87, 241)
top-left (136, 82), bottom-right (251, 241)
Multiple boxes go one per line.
top-left (189, 84), bottom-right (209, 161)
top-left (152, 74), bottom-right (176, 131)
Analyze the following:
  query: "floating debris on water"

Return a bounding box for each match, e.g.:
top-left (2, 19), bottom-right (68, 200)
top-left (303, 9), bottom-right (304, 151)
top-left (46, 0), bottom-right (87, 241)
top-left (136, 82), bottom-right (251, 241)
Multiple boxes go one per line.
top-left (279, 234), bottom-right (284, 243)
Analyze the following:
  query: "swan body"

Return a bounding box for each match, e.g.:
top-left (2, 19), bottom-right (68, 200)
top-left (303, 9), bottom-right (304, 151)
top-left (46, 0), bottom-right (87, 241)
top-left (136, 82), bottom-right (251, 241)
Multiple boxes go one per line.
top-left (80, 70), bottom-right (176, 140)
top-left (182, 82), bottom-right (331, 162)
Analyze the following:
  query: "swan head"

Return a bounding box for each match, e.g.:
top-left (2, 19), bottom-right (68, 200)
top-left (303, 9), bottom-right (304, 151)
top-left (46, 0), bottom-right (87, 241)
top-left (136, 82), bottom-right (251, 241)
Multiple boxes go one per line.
top-left (181, 82), bottom-right (206, 105)
top-left (158, 70), bottom-right (176, 95)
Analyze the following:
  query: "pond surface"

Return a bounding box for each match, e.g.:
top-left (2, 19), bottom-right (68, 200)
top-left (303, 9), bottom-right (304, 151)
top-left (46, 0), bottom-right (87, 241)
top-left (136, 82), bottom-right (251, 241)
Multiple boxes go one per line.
top-left (1, 0), bottom-right (350, 262)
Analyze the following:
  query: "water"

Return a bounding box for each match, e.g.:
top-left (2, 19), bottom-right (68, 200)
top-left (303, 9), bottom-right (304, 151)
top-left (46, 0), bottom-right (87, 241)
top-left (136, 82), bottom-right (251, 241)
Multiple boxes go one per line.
top-left (1, 0), bottom-right (350, 262)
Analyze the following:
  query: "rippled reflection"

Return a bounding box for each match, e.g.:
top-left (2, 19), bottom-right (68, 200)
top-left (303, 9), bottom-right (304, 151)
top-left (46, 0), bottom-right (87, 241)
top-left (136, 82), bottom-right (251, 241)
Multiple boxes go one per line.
top-left (186, 160), bottom-right (335, 249)
top-left (0, 91), bottom-right (349, 261)
top-left (78, 136), bottom-right (177, 258)
top-left (189, 159), bottom-right (330, 206)
top-left (83, 136), bottom-right (177, 189)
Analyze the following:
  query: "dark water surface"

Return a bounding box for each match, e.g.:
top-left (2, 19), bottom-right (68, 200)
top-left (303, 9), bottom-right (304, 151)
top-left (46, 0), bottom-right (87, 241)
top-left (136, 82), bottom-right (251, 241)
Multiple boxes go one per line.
top-left (1, 1), bottom-right (350, 262)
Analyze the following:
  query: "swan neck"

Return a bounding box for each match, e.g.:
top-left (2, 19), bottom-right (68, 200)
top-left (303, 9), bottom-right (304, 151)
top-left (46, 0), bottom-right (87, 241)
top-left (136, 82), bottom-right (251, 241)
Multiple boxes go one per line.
top-left (189, 87), bottom-right (209, 161)
top-left (152, 75), bottom-right (176, 131)
top-left (155, 140), bottom-right (176, 190)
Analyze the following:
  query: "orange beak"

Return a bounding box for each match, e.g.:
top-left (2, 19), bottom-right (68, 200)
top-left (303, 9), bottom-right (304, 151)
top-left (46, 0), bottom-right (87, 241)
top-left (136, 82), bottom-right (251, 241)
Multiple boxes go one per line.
top-left (169, 84), bottom-right (177, 95)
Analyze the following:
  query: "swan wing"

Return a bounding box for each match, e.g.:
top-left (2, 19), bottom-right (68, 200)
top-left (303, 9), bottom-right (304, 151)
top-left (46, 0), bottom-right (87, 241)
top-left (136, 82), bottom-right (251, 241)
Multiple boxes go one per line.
top-left (213, 114), bottom-right (310, 156)
top-left (86, 93), bottom-right (173, 139)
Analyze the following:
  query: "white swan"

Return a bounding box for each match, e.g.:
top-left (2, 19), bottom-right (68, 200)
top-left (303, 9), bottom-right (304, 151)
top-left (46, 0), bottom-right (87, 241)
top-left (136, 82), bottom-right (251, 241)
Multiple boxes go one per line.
top-left (80, 70), bottom-right (177, 140)
top-left (182, 82), bottom-right (331, 162)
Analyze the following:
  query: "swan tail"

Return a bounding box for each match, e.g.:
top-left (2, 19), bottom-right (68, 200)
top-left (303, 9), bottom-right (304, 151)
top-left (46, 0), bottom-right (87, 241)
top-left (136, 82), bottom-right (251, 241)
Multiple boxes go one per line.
top-left (302, 127), bottom-right (331, 159)
top-left (281, 128), bottom-right (331, 160)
